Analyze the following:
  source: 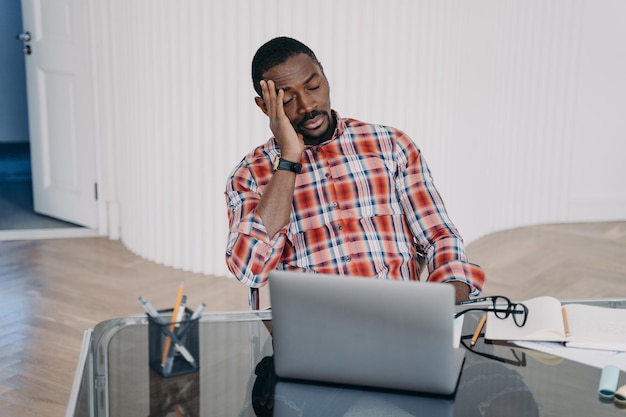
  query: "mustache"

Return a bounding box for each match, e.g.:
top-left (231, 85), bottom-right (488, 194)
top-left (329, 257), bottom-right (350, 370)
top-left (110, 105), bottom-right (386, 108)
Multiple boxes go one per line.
top-left (300, 111), bottom-right (325, 124)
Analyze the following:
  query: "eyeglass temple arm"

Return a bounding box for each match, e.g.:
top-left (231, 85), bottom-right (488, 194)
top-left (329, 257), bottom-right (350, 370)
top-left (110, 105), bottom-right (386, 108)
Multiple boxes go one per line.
top-left (454, 307), bottom-right (523, 318)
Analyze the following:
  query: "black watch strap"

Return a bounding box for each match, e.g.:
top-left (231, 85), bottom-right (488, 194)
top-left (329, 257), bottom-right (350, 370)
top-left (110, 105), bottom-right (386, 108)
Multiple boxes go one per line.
top-left (273, 156), bottom-right (302, 174)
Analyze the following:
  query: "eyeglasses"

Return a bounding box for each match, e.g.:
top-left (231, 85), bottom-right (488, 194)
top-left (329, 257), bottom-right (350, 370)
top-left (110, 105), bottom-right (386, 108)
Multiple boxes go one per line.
top-left (455, 295), bottom-right (529, 327)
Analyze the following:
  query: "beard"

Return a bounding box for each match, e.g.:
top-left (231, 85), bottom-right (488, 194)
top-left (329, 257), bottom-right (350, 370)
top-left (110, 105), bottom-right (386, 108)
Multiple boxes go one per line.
top-left (296, 110), bottom-right (336, 146)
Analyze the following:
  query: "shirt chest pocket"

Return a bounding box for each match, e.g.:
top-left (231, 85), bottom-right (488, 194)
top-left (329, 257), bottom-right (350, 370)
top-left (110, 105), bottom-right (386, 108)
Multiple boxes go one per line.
top-left (290, 155), bottom-right (402, 234)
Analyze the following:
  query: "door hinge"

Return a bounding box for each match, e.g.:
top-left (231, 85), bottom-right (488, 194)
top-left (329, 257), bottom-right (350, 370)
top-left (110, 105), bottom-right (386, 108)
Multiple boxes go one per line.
top-left (94, 183), bottom-right (99, 201)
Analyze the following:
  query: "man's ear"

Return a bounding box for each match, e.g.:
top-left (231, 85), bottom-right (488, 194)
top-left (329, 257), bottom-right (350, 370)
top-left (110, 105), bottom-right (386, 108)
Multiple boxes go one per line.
top-left (254, 96), bottom-right (269, 115)
top-left (319, 62), bottom-right (329, 84)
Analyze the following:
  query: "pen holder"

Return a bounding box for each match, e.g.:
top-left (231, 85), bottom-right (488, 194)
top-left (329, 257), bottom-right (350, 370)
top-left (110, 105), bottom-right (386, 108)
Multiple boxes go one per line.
top-left (148, 308), bottom-right (200, 378)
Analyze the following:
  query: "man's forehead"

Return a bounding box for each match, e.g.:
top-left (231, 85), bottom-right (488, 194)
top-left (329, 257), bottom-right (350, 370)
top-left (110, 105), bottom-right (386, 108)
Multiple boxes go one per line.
top-left (263, 54), bottom-right (322, 90)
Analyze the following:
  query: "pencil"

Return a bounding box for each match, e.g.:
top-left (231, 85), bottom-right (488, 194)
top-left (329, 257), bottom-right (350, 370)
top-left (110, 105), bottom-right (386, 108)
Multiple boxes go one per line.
top-left (161, 282), bottom-right (185, 367)
top-left (471, 314), bottom-right (487, 347)
top-left (561, 306), bottom-right (570, 337)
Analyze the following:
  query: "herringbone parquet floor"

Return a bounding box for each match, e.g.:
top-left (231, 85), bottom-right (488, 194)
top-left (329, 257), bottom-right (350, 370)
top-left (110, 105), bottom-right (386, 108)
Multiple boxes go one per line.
top-left (0, 221), bottom-right (625, 416)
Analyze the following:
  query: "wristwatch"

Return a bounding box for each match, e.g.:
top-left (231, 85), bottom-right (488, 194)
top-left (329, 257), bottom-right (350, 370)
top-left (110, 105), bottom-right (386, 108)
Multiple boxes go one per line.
top-left (273, 156), bottom-right (302, 174)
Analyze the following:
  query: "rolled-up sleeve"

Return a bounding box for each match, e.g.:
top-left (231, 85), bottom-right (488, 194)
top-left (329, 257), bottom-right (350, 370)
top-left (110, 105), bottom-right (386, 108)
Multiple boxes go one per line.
top-left (393, 132), bottom-right (485, 295)
top-left (225, 162), bottom-right (288, 287)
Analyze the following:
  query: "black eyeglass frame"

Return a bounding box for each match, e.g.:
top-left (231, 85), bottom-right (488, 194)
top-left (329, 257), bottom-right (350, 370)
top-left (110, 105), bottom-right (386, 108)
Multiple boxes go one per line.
top-left (455, 295), bottom-right (529, 327)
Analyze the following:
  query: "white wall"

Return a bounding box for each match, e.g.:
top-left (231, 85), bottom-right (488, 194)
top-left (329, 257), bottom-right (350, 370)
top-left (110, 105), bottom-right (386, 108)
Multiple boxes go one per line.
top-left (92, 0), bottom-right (626, 277)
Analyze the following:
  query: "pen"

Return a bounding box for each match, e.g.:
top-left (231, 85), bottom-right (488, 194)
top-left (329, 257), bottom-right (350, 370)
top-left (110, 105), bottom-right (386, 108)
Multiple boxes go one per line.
top-left (162, 326), bottom-right (196, 364)
top-left (471, 314), bottom-right (487, 347)
top-left (177, 303), bottom-right (205, 336)
top-left (175, 295), bottom-right (187, 327)
top-left (171, 303), bottom-right (206, 356)
top-left (138, 296), bottom-right (161, 319)
top-left (190, 303), bottom-right (206, 320)
top-left (162, 329), bottom-right (197, 375)
top-left (561, 307), bottom-right (570, 337)
top-left (163, 334), bottom-right (197, 368)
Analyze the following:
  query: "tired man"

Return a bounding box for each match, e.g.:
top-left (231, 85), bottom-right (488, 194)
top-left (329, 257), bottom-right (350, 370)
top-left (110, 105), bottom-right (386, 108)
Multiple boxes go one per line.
top-left (225, 37), bottom-right (484, 303)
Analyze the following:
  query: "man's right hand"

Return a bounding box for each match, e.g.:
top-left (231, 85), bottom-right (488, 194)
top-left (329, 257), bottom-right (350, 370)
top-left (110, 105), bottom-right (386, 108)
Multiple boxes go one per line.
top-left (259, 79), bottom-right (304, 161)
top-left (254, 80), bottom-right (304, 239)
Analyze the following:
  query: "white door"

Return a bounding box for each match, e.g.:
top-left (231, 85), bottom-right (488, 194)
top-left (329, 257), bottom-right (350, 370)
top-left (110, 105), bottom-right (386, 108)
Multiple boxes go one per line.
top-left (20, 0), bottom-right (98, 228)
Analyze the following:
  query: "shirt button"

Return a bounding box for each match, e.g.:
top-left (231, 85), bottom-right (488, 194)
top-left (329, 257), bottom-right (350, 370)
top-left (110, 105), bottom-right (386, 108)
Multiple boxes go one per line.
top-left (330, 202), bottom-right (338, 209)
top-left (316, 147), bottom-right (322, 153)
top-left (325, 172), bottom-right (330, 178)
top-left (344, 256), bottom-right (351, 262)
top-left (336, 224), bottom-right (343, 231)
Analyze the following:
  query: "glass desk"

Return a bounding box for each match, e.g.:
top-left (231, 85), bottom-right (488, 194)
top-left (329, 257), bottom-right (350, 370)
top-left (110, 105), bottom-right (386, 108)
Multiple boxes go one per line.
top-left (67, 301), bottom-right (626, 417)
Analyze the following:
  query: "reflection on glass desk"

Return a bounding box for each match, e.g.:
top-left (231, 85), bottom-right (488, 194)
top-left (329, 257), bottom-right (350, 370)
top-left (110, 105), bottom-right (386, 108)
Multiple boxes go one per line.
top-left (68, 300), bottom-right (626, 417)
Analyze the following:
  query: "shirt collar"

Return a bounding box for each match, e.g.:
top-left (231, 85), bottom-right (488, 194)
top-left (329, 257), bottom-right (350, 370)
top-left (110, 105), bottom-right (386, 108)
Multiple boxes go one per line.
top-left (305, 110), bottom-right (344, 148)
top-left (332, 110), bottom-right (345, 138)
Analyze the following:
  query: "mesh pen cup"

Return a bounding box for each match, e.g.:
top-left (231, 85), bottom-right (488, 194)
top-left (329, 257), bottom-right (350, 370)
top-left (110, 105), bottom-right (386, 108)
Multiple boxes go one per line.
top-left (148, 308), bottom-right (200, 378)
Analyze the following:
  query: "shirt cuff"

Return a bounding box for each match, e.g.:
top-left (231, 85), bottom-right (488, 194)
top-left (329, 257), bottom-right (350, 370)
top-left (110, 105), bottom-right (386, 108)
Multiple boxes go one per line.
top-left (427, 261), bottom-right (485, 296)
top-left (227, 211), bottom-right (290, 287)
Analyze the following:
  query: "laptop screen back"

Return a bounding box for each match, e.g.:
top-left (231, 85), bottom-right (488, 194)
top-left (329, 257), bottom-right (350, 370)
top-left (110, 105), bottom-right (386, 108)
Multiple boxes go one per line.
top-left (268, 271), bottom-right (464, 395)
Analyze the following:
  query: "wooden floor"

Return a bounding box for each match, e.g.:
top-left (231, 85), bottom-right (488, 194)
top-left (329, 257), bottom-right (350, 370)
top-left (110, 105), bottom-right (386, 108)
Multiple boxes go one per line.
top-left (0, 221), bottom-right (625, 417)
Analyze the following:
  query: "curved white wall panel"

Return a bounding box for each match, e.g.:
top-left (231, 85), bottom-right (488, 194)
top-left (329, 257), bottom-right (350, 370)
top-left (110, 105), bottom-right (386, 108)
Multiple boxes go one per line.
top-left (93, 0), bottom-right (626, 277)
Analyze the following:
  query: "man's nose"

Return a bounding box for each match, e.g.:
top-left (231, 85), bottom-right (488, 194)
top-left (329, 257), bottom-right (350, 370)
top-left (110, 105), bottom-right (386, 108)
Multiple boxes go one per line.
top-left (297, 93), bottom-right (315, 114)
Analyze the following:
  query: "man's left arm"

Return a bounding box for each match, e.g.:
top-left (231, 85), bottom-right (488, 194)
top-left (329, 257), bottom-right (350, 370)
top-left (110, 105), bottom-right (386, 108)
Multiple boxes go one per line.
top-left (393, 132), bottom-right (485, 301)
top-left (450, 281), bottom-right (471, 304)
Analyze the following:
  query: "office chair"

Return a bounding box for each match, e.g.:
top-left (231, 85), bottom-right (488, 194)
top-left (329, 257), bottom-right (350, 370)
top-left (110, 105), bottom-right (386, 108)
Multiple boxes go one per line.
top-left (249, 287), bottom-right (260, 310)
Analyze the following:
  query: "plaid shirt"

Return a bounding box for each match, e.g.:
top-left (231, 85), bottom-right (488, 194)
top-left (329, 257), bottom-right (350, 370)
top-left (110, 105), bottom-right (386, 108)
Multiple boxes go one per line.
top-left (225, 114), bottom-right (484, 294)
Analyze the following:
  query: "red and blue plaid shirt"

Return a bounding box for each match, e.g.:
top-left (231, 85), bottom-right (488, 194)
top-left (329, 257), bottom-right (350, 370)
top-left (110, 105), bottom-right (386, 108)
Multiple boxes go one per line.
top-left (225, 114), bottom-right (484, 294)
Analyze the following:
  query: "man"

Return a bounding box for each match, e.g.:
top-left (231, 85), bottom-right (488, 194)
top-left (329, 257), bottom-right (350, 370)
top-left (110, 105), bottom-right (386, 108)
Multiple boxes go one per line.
top-left (225, 36), bottom-right (484, 303)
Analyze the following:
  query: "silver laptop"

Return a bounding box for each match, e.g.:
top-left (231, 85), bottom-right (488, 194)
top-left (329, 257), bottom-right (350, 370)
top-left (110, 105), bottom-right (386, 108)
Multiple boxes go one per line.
top-left (268, 270), bottom-right (465, 395)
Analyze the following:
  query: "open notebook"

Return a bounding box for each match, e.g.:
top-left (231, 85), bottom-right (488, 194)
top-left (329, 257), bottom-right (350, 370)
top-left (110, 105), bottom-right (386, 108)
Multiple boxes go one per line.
top-left (485, 296), bottom-right (626, 351)
top-left (268, 271), bottom-right (465, 395)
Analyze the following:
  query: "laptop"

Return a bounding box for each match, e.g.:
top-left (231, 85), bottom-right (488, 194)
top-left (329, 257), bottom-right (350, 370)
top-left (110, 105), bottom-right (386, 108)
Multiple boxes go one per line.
top-left (268, 270), bottom-right (465, 395)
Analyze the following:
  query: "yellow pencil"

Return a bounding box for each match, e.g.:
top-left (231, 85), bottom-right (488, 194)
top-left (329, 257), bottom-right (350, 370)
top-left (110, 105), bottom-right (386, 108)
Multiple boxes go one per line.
top-left (161, 282), bottom-right (185, 367)
top-left (471, 314), bottom-right (487, 347)
top-left (561, 306), bottom-right (570, 337)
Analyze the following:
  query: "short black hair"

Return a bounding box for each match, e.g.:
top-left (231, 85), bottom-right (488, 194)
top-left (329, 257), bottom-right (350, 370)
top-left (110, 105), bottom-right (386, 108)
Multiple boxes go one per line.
top-left (251, 37), bottom-right (320, 96)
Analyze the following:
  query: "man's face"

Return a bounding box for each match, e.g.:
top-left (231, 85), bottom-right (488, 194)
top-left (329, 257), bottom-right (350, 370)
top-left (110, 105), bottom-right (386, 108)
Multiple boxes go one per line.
top-left (260, 53), bottom-right (334, 146)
